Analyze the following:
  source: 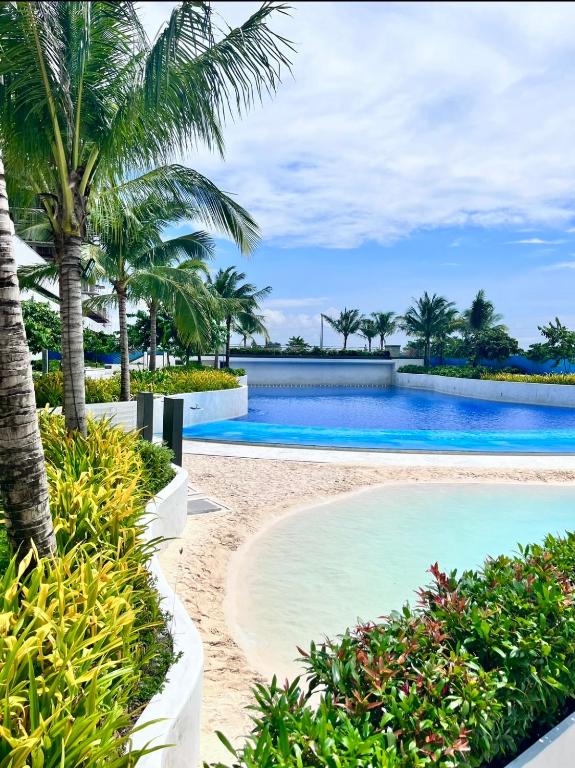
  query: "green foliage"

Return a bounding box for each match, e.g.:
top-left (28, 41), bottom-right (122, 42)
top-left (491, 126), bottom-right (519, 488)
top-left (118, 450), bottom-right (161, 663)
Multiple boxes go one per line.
top-left (527, 318), bottom-right (575, 372)
top-left (286, 335), bottom-right (310, 353)
top-left (83, 327), bottom-right (119, 354)
top-left (210, 533), bottom-right (575, 768)
top-left (489, 372), bottom-right (575, 385)
top-left (0, 414), bottom-right (177, 766)
top-left (323, 308), bottom-right (363, 349)
top-left (34, 367), bottom-right (241, 407)
top-left (21, 300), bottom-right (61, 353)
top-left (134, 440), bottom-right (176, 498)
top-left (401, 293), bottom-right (458, 367)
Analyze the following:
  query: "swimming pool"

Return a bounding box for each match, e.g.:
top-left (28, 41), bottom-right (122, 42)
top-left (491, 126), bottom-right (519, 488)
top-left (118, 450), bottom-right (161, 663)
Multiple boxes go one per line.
top-left (183, 386), bottom-right (575, 453)
top-left (229, 483), bottom-right (575, 678)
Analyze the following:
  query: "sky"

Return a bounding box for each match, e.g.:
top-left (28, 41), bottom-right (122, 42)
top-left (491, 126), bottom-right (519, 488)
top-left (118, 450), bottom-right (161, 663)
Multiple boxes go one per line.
top-left (20, 1), bottom-right (575, 349)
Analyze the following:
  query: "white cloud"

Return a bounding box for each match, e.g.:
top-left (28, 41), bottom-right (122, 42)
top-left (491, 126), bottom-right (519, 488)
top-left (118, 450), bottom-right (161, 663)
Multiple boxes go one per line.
top-left (264, 297), bottom-right (329, 309)
top-left (542, 260), bottom-right (575, 270)
top-left (141, 2), bottom-right (575, 249)
top-left (510, 238), bottom-right (566, 245)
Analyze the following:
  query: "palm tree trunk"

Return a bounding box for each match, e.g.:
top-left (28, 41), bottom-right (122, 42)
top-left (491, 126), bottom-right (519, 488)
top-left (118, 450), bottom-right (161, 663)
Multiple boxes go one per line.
top-left (380, 335), bottom-right (384, 351)
top-left (243, 335), bottom-right (248, 348)
top-left (343, 334), bottom-right (348, 351)
top-left (197, 353), bottom-right (202, 364)
top-left (149, 300), bottom-right (157, 372)
top-left (117, 287), bottom-right (130, 401)
top-left (368, 339), bottom-right (372, 352)
top-left (225, 315), bottom-right (232, 368)
top-left (58, 234), bottom-right (87, 435)
top-left (0, 155), bottom-right (56, 560)
top-left (424, 339), bottom-right (430, 368)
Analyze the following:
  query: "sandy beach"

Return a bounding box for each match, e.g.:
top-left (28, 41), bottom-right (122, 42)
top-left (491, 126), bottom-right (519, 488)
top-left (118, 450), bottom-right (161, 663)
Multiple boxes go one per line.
top-left (159, 454), bottom-right (575, 765)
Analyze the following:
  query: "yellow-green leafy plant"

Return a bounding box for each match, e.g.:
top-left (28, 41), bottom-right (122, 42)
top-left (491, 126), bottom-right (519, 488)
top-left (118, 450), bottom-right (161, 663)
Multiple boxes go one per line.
top-left (0, 414), bottom-right (173, 766)
top-left (487, 372), bottom-right (575, 385)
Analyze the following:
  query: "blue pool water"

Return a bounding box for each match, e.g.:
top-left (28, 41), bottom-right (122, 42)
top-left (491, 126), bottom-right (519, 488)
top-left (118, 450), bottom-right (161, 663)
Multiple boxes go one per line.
top-left (183, 386), bottom-right (575, 453)
top-left (232, 484), bottom-right (575, 676)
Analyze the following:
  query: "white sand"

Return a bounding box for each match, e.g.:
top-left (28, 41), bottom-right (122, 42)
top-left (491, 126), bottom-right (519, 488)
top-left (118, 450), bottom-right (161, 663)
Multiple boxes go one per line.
top-left (159, 454), bottom-right (575, 765)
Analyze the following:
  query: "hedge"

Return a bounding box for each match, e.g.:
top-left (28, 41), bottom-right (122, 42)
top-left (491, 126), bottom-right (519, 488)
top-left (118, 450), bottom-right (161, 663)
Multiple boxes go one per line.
top-left (397, 365), bottom-right (575, 385)
top-left (33, 366), bottom-right (240, 408)
top-left (0, 414), bottom-right (177, 766)
top-left (210, 532), bottom-right (575, 768)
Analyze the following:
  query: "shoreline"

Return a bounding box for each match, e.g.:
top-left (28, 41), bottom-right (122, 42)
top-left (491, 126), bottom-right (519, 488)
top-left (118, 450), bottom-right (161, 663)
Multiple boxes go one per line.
top-left (159, 454), bottom-right (575, 765)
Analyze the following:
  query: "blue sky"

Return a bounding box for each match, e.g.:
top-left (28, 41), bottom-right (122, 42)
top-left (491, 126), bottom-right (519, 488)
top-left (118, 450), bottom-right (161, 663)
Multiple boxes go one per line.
top-left (140, 2), bottom-right (575, 348)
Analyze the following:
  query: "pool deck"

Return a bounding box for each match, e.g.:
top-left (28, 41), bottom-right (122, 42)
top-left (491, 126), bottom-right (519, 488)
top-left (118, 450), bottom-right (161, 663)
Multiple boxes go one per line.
top-left (183, 439), bottom-right (575, 469)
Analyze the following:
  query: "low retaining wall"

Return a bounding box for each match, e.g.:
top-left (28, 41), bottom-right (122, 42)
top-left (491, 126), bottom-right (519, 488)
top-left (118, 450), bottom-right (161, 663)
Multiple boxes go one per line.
top-left (130, 465), bottom-right (203, 768)
top-left (394, 372), bottom-right (575, 408)
top-left (229, 357), bottom-right (397, 386)
top-left (152, 381), bottom-right (248, 433)
top-left (506, 712), bottom-right (575, 767)
top-left (77, 381), bottom-right (248, 432)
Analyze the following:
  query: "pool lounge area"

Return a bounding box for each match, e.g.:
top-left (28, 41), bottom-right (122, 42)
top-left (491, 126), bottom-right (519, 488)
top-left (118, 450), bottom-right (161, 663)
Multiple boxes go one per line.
top-left (183, 385), bottom-right (575, 454)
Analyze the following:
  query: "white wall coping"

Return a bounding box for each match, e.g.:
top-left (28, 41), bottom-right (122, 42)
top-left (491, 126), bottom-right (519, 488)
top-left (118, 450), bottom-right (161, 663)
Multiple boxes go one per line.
top-left (130, 464), bottom-right (203, 768)
top-left (506, 711), bottom-right (575, 767)
top-left (394, 371), bottom-right (575, 408)
top-left (229, 357), bottom-right (398, 366)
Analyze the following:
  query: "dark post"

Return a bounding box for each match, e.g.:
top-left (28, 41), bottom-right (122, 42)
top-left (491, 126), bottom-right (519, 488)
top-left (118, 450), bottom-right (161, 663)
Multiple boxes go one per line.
top-left (136, 392), bottom-right (154, 442)
top-left (163, 397), bottom-right (183, 466)
top-left (42, 348), bottom-right (49, 374)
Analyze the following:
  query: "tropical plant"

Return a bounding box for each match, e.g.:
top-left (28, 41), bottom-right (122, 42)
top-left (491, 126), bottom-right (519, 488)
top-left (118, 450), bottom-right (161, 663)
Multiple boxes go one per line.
top-left (1, 1), bottom-right (292, 433)
top-left (371, 311), bottom-right (397, 351)
top-left (323, 308), bottom-right (362, 350)
top-left (527, 318), bottom-right (575, 372)
top-left (0, 154), bottom-right (55, 560)
top-left (358, 318), bottom-right (378, 352)
top-left (34, 367), bottom-right (240, 408)
top-left (461, 290), bottom-right (507, 366)
top-left (234, 312), bottom-right (270, 348)
top-left (286, 335), bottom-right (310, 353)
top-left (210, 531), bottom-right (575, 768)
top-left (208, 267), bottom-right (272, 368)
top-left (401, 292), bottom-right (457, 367)
top-left (21, 299), bottom-right (61, 354)
top-left (0, 413), bottom-right (175, 765)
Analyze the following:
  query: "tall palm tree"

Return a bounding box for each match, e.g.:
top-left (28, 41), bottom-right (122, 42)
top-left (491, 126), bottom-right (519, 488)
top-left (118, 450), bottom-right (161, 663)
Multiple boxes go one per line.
top-left (401, 292), bottom-right (457, 367)
top-left (88, 198), bottom-right (225, 400)
top-left (208, 267), bottom-right (271, 368)
top-left (0, 154), bottom-right (55, 560)
top-left (462, 289), bottom-right (505, 366)
top-left (371, 311), bottom-right (397, 351)
top-left (0, 1), bottom-right (292, 434)
top-left (359, 318), bottom-right (378, 352)
top-left (323, 308), bottom-right (362, 350)
top-left (234, 313), bottom-right (269, 348)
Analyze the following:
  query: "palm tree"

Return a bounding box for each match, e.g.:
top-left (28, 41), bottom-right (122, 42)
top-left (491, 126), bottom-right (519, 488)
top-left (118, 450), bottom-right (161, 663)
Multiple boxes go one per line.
top-left (1, 2), bottom-right (292, 434)
top-left (371, 311), bottom-right (397, 351)
top-left (88, 200), bottom-right (224, 401)
top-left (462, 289), bottom-right (505, 366)
top-left (359, 318), bottom-right (378, 352)
top-left (0, 154), bottom-right (55, 560)
top-left (401, 292), bottom-right (457, 367)
top-left (234, 313), bottom-right (269, 348)
top-left (323, 308), bottom-right (362, 350)
top-left (208, 267), bottom-right (271, 368)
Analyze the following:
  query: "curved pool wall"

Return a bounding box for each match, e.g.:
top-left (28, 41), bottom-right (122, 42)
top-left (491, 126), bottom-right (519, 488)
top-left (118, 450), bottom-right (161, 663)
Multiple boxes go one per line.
top-left (184, 385), bottom-right (575, 454)
top-left (395, 371), bottom-right (575, 408)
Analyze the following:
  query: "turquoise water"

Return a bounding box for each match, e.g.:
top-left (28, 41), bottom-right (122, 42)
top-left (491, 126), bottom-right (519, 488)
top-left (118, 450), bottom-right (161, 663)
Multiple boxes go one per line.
top-left (232, 484), bottom-right (575, 676)
top-left (184, 386), bottom-right (575, 452)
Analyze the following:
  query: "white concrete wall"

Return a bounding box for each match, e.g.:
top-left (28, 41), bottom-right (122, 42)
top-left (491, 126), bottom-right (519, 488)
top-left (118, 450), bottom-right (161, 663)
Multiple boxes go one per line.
top-left (152, 382), bottom-right (248, 433)
top-left (506, 712), bottom-right (575, 767)
top-left (78, 382), bottom-right (248, 433)
top-left (131, 465), bottom-right (204, 768)
top-left (229, 357), bottom-right (397, 386)
top-left (394, 372), bottom-right (575, 408)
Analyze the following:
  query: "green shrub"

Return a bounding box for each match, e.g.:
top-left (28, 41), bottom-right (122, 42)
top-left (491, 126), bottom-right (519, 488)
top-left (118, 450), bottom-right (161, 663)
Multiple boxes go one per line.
top-left (34, 367), bottom-right (241, 407)
top-left (211, 533), bottom-right (575, 768)
top-left (488, 372), bottom-right (575, 385)
top-left (0, 414), bottom-right (177, 766)
top-left (135, 439), bottom-right (176, 497)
